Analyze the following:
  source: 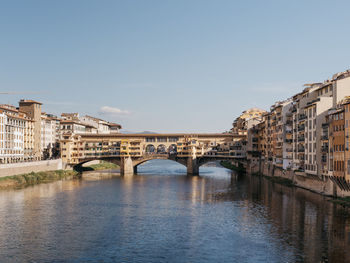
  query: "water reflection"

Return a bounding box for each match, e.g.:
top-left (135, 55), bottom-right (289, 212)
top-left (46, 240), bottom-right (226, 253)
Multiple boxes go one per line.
top-left (0, 160), bottom-right (349, 262)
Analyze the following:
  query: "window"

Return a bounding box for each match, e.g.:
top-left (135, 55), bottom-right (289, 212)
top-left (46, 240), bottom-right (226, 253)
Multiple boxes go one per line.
top-left (348, 160), bottom-right (350, 175)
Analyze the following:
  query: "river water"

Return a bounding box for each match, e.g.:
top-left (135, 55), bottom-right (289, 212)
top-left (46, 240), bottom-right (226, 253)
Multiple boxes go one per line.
top-left (0, 160), bottom-right (350, 263)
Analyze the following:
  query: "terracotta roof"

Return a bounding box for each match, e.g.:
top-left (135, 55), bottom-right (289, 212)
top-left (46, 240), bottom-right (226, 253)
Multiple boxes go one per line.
top-left (19, 99), bottom-right (42, 105)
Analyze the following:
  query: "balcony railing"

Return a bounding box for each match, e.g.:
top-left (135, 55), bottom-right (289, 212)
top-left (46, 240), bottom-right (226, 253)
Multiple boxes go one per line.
top-left (298, 114), bottom-right (307, 121)
top-left (297, 137), bottom-right (305, 142)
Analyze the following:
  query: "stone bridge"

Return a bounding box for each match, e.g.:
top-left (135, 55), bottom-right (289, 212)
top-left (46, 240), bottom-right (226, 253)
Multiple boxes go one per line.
top-left (61, 133), bottom-right (245, 176)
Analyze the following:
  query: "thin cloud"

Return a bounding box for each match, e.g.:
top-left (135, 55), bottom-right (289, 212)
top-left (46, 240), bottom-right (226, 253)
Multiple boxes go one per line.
top-left (99, 106), bottom-right (130, 116)
top-left (248, 82), bottom-right (303, 95)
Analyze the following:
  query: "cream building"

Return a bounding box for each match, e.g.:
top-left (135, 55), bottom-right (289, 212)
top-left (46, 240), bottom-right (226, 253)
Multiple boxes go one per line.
top-left (0, 111), bottom-right (6, 161)
top-left (41, 113), bottom-right (61, 159)
top-left (0, 105), bottom-right (33, 163)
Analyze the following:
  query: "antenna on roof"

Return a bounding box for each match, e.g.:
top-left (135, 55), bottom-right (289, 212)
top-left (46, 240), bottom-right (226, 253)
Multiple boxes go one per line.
top-left (0, 92), bottom-right (42, 95)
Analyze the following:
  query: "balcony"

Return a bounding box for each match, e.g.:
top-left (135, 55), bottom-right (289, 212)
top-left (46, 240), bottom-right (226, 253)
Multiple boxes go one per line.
top-left (298, 125), bottom-right (305, 132)
top-left (297, 136), bottom-right (305, 142)
top-left (321, 135), bottom-right (328, 140)
top-left (285, 139), bottom-right (293, 143)
top-left (298, 114), bottom-right (307, 121)
top-left (321, 146), bottom-right (328, 153)
top-left (298, 148), bottom-right (305, 152)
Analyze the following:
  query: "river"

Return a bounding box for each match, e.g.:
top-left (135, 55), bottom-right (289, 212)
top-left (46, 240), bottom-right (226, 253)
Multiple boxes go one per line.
top-left (0, 160), bottom-right (349, 262)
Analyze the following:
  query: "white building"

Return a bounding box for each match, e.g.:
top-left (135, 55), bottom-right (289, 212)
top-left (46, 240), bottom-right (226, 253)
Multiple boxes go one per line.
top-left (41, 113), bottom-right (61, 159)
top-left (281, 99), bottom-right (293, 170)
top-left (0, 112), bottom-right (6, 161)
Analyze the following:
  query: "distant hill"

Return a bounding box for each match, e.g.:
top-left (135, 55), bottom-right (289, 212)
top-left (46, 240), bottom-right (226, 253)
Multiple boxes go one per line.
top-left (120, 130), bottom-right (158, 134)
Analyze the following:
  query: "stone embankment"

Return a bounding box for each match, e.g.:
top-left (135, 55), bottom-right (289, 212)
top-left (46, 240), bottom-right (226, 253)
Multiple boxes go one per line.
top-left (222, 160), bottom-right (350, 201)
top-left (0, 159), bottom-right (65, 178)
top-left (245, 161), bottom-right (350, 198)
top-left (0, 161), bottom-right (119, 190)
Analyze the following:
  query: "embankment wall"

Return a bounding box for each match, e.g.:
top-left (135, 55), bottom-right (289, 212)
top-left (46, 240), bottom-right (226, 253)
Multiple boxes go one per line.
top-left (0, 159), bottom-right (66, 177)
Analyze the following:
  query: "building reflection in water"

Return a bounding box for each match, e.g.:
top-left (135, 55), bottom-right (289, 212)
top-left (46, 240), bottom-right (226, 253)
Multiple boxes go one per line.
top-left (0, 160), bottom-right (349, 262)
top-left (206, 173), bottom-right (350, 262)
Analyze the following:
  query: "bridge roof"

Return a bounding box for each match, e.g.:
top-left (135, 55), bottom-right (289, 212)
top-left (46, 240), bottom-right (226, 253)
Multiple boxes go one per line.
top-left (79, 133), bottom-right (244, 139)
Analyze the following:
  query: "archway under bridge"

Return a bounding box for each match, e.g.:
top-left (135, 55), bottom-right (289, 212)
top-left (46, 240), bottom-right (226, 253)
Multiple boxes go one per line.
top-left (73, 155), bottom-right (239, 176)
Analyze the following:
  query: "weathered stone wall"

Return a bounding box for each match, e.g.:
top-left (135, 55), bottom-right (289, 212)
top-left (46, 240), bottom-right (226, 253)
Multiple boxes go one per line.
top-left (0, 159), bottom-right (64, 178)
top-left (248, 161), bottom-right (350, 197)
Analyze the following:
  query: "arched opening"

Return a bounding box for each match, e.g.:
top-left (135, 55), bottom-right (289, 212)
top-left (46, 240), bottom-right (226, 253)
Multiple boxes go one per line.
top-left (135, 159), bottom-right (186, 175)
top-left (157, 144), bottom-right (167, 154)
top-left (145, 144), bottom-right (156, 154)
top-left (74, 159), bottom-right (120, 172)
top-left (168, 144), bottom-right (177, 154)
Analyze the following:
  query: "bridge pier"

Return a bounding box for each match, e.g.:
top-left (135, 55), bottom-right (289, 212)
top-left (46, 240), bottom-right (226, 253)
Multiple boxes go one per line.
top-left (187, 157), bottom-right (199, 175)
top-left (120, 157), bottom-right (134, 177)
top-left (133, 166), bottom-right (138, 174)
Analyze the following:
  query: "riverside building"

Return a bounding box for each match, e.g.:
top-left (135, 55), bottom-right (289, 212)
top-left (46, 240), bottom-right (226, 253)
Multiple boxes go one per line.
top-left (0, 104), bottom-right (35, 163)
top-left (244, 69), bottom-right (350, 183)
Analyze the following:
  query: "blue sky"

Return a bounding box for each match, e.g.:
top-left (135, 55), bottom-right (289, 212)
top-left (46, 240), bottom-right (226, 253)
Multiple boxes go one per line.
top-left (1, 0), bottom-right (350, 132)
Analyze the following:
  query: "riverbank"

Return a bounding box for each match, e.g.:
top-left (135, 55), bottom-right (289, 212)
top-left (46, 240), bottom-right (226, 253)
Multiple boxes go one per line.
top-left (251, 172), bottom-right (295, 187)
top-left (220, 161), bottom-right (246, 173)
top-left (0, 170), bottom-right (79, 189)
top-left (78, 162), bottom-right (119, 172)
top-left (0, 159), bottom-right (64, 178)
top-left (245, 160), bottom-right (350, 207)
top-left (0, 162), bottom-right (120, 190)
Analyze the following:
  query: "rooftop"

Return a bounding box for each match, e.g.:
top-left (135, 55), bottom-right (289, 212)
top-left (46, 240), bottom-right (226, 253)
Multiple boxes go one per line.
top-left (19, 99), bottom-right (42, 105)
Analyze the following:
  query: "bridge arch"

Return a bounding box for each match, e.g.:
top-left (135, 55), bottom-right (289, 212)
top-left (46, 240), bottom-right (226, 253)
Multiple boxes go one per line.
top-left (133, 155), bottom-right (187, 168)
top-left (73, 157), bottom-right (122, 171)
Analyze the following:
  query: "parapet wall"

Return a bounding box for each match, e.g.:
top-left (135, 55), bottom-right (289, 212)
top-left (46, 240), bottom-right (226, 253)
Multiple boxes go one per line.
top-left (0, 159), bottom-right (64, 178)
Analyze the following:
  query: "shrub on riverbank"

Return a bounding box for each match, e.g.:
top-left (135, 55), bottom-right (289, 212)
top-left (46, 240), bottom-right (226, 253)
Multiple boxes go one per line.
top-left (77, 162), bottom-right (119, 172)
top-left (251, 171), bottom-right (294, 187)
top-left (0, 162), bottom-right (120, 190)
top-left (220, 161), bottom-right (246, 173)
top-left (0, 170), bottom-right (79, 189)
top-left (330, 197), bottom-right (350, 207)
top-left (264, 175), bottom-right (294, 187)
